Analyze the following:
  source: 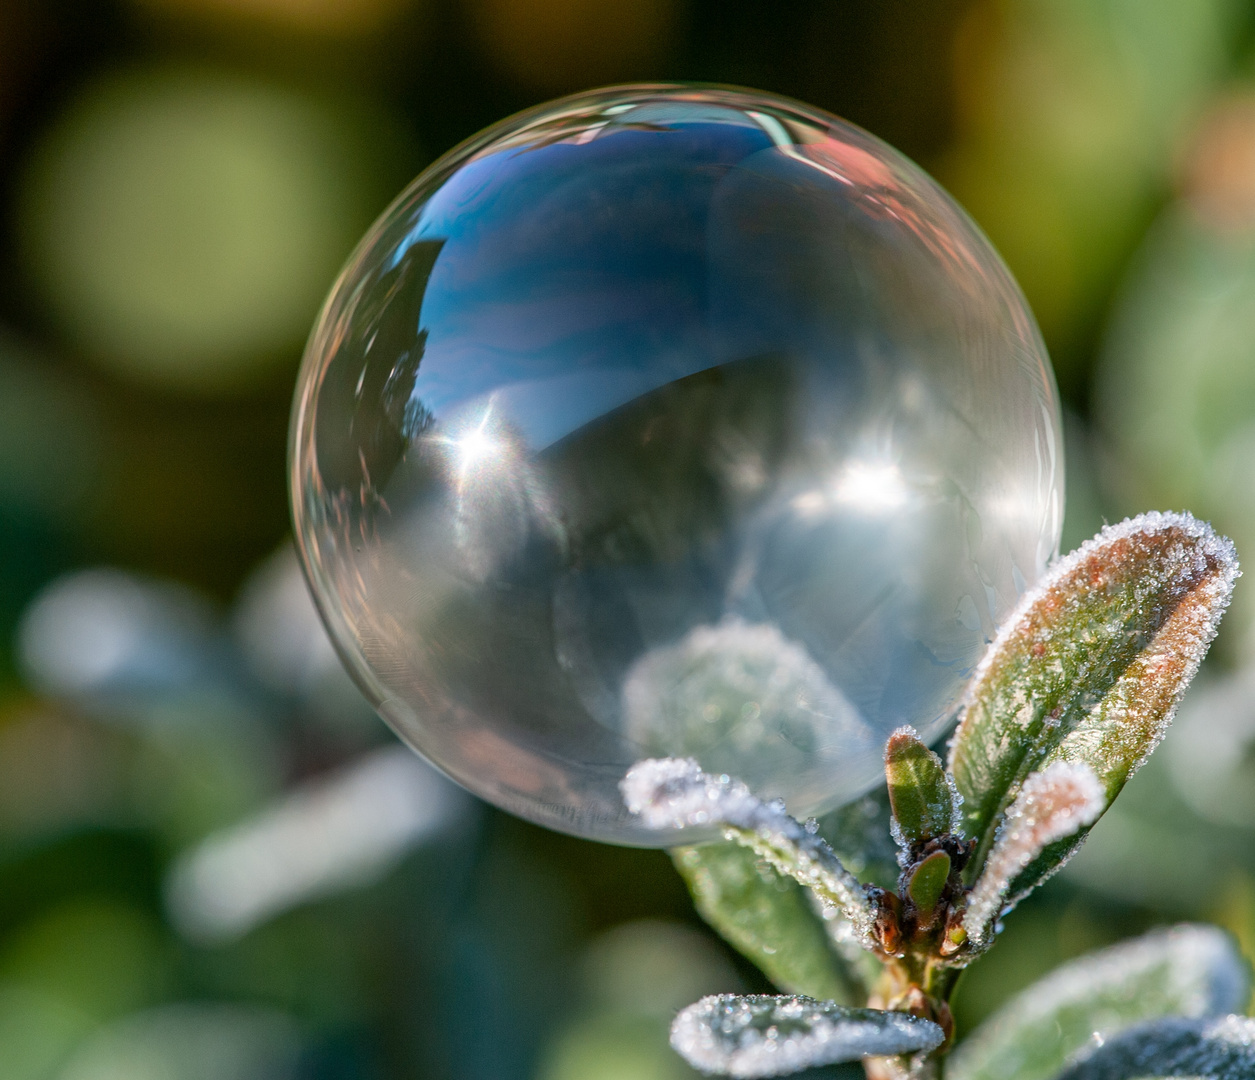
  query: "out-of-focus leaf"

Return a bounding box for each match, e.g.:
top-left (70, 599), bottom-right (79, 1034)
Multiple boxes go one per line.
top-left (536, 1012), bottom-right (695, 1080)
top-left (948, 512), bottom-right (1237, 877)
top-left (57, 1003), bottom-right (303, 1080)
top-left (884, 728), bottom-right (955, 848)
top-left (670, 995), bottom-right (943, 1078)
top-left (1054, 1014), bottom-right (1255, 1080)
top-left (1096, 196), bottom-right (1255, 642)
top-left (949, 924), bottom-right (1250, 1080)
top-left (673, 844), bottom-right (856, 1003)
top-left (0, 984), bottom-right (93, 1080)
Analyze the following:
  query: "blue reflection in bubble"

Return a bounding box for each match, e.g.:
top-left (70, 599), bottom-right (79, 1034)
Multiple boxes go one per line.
top-left (292, 86), bottom-right (1062, 845)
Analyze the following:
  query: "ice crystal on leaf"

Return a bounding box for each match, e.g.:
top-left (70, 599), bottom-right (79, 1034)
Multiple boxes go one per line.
top-left (670, 994), bottom-right (943, 1078)
top-left (622, 758), bottom-right (874, 943)
top-left (949, 512), bottom-right (1237, 893)
top-left (963, 761), bottom-right (1105, 948)
top-left (621, 513), bottom-right (1244, 1080)
top-left (884, 726), bottom-right (962, 855)
top-left (621, 757), bottom-right (758, 833)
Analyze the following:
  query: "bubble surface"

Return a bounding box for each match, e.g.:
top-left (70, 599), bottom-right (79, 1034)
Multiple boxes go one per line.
top-left (290, 85), bottom-right (1062, 845)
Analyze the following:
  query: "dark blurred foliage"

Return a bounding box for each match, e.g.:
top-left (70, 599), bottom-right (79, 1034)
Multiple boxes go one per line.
top-left (0, 3), bottom-right (1254, 1079)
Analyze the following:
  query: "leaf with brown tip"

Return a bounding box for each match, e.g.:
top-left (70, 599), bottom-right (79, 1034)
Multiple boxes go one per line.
top-left (948, 512), bottom-right (1238, 881)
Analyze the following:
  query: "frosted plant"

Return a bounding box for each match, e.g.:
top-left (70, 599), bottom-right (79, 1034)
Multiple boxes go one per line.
top-left (622, 757), bottom-right (875, 944)
top-left (948, 926), bottom-right (1251, 1080)
top-left (621, 512), bottom-right (1249, 1080)
top-left (960, 761), bottom-right (1105, 950)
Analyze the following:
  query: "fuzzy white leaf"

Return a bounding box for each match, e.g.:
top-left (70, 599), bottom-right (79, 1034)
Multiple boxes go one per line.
top-left (670, 994), bottom-right (943, 1078)
top-left (622, 758), bottom-right (874, 942)
top-left (1055, 1014), bottom-right (1255, 1080)
top-left (963, 761), bottom-right (1105, 948)
top-left (949, 925), bottom-right (1251, 1080)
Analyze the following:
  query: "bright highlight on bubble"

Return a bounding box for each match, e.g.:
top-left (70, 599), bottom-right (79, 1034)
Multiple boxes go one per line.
top-left (290, 85), bottom-right (1062, 845)
top-left (832, 461), bottom-right (909, 513)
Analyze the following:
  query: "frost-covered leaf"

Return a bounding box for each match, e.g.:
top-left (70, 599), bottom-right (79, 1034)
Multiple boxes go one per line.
top-left (622, 759), bottom-right (874, 944)
top-left (948, 924), bottom-right (1251, 1080)
top-left (949, 512), bottom-right (1237, 877)
top-left (885, 727), bottom-right (958, 849)
top-left (963, 762), bottom-right (1105, 948)
top-left (1055, 1015), bottom-right (1255, 1080)
top-left (673, 843), bottom-right (857, 1003)
top-left (670, 995), bottom-right (943, 1078)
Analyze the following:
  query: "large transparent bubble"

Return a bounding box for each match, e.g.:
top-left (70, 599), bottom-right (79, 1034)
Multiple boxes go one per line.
top-left (290, 86), bottom-right (1062, 846)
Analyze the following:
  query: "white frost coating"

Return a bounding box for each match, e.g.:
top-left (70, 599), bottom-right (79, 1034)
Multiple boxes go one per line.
top-left (621, 757), bottom-right (761, 832)
top-left (945, 772), bottom-right (966, 835)
top-left (949, 511), bottom-right (1239, 757)
top-left (964, 762), bottom-right (1105, 947)
top-left (948, 924), bottom-right (1250, 1080)
top-left (886, 725), bottom-right (963, 865)
top-left (1056, 1014), bottom-right (1255, 1080)
top-left (670, 994), bottom-right (944, 1078)
top-left (622, 758), bottom-right (874, 941)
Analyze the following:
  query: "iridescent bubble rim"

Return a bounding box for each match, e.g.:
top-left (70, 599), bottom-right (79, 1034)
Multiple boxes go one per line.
top-left (289, 84), bottom-right (1062, 844)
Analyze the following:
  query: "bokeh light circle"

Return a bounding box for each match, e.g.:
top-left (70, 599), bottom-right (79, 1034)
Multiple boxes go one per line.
top-left (18, 67), bottom-right (408, 393)
top-left (291, 85), bottom-right (1062, 845)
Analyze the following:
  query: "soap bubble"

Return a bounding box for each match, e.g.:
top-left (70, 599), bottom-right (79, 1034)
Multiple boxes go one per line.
top-left (290, 86), bottom-right (1062, 845)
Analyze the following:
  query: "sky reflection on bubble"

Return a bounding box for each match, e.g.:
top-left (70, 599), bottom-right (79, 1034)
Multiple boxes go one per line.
top-left (292, 85), bottom-right (1063, 845)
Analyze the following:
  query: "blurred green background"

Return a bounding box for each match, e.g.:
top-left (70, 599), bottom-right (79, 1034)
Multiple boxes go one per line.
top-left (2, 2), bottom-right (1255, 1078)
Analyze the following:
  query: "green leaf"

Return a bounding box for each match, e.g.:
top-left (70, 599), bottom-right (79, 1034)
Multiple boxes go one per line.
top-left (885, 728), bottom-right (956, 848)
top-left (1054, 1015), bottom-right (1255, 1080)
top-left (948, 924), bottom-right (1250, 1080)
top-left (948, 512), bottom-right (1238, 879)
top-left (961, 762), bottom-right (1105, 950)
top-left (622, 759), bottom-right (875, 946)
top-left (906, 851), bottom-right (950, 915)
top-left (670, 995), bottom-right (944, 1078)
top-left (672, 843), bottom-right (858, 1003)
